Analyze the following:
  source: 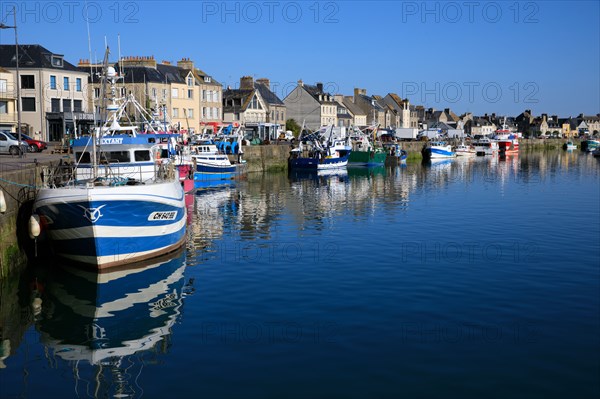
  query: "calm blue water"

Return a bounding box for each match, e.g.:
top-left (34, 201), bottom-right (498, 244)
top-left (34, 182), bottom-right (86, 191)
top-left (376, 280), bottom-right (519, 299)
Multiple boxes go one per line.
top-left (1, 151), bottom-right (599, 398)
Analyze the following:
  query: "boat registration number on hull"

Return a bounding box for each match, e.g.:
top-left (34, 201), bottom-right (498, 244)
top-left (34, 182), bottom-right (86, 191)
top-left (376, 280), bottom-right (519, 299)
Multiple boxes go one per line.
top-left (148, 211), bottom-right (178, 221)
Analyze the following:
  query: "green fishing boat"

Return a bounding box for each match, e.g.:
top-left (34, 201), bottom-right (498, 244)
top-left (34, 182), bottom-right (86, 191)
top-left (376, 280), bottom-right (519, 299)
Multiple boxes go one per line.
top-left (348, 130), bottom-right (387, 166)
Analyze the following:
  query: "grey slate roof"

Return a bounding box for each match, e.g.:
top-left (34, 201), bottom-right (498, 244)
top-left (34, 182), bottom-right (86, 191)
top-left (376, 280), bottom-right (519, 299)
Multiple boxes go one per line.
top-left (255, 82), bottom-right (284, 105)
top-left (303, 84), bottom-right (338, 105)
top-left (0, 44), bottom-right (80, 71)
top-left (342, 97), bottom-right (367, 116)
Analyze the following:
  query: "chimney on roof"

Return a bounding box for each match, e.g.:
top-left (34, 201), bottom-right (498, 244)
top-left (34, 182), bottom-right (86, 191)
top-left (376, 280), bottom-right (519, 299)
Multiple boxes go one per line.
top-left (297, 79), bottom-right (303, 86)
top-left (121, 55), bottom-right (156, 68)
top-left (316, 82), bottom-right (324, 92)
top-left (240, 76), bottom-right (254, 90)
top-left (177, 57), bottom-right (194, 70)
top-left (354, 88), bottom-right (367, 99)
top-left (162, 60), bottom-right (171, 65)
top-left (78, 59), bottom-right (90, 67)
top-left (256, 78), bottom-right (270, 90)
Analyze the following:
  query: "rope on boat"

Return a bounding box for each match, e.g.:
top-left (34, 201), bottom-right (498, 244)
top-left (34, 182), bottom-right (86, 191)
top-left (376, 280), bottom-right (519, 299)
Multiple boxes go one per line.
top-left (0, 177), bottom-right (39, 189)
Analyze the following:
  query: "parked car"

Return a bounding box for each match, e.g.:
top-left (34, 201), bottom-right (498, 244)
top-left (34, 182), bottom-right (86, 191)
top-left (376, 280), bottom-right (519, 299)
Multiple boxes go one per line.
top-left (0, 131), bottom-right (29, 155)
top-left (21, 134), bottom-right (48, 152)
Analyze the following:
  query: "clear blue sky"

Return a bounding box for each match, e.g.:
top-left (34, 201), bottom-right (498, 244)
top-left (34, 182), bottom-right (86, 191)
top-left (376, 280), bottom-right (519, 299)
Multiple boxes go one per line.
top-left (1, 0), bottom-right (598, 117)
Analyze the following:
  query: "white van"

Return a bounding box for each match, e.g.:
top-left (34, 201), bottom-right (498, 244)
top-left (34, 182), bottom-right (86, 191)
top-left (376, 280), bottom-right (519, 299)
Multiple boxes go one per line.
top-left (0, 131), bottom-right (29, 155)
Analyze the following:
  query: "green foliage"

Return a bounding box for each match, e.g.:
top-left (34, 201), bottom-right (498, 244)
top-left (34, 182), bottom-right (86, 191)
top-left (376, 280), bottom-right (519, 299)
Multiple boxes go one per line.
top-left (286, 119), bottom-right (301, 137)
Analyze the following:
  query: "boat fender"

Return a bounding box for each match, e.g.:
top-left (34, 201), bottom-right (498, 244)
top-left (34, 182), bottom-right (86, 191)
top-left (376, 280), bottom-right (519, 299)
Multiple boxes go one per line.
top-left (29, 214), bottom-right (41, 239)
top-left (0, 190), bottom-right (6, 213)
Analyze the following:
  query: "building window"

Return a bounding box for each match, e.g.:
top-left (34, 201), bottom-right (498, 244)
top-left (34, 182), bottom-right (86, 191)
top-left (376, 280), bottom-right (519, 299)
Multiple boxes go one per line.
top-left (63, 99), bottom-right (71, 112)
top-left (0, 101), bottom-right (7, 114)
top-left (188, 89), bottom-right (193, 99)
top-left (171, 88), bottom-right (178, 98)
top-left (204, 76), bottom-right (211, 83)
top-left (187, 108), bottom-right (194, 118)
top-left (50, 75), bottom-right (57, 90)
top-left (63, 77), bottom-right (70, 91)
top-left (0, 79), bottom-right (6, 92)
top-left (212, 107), bottom-right (217, 119)
top-left (21, 75), bottom-right (35, 89)
top-left (249, 95), bottom-right (261, 110)
top-left (202, 107), bottom-right (207, 118)
top-left (162, 89), bottom-right (167, 99)
top-left (22, 97), bottom-right (36, 112)
top-left (76, 78), bottom-right (82, 92)
top-left (187, 77), bottom-right (193, 87)
top-left (173, 108), bottom-right (179, 118)
top-left (94, 88), bottom-right (101, 98)
top-left (152, 88), bottom-right (157, 98)
top-left (120, 87), bottom-right (126, 96)
top-left (73, 100), bottom-right (82, 112)
top-left (51, 56), bottom-right (63, 67)
top-left (51, 98), bottom-right (60, 112)
top-left (202, 90), bottom-right (207, 101)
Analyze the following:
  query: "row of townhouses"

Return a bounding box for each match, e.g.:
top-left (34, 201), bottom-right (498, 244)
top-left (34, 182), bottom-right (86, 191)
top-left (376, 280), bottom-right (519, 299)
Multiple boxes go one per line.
top-left (1, 44), bottom-right (599, 142)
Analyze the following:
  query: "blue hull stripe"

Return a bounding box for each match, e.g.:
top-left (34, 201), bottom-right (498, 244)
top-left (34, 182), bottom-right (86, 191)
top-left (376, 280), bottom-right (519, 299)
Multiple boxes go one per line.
top-left (36, 200), bottom-right (185, 229)
top-left (290, 154), bottom-right (350, 170)
top-left (196, 164), bottom-right (237, 173)
top-left (48, 227), bottom-right (186, 258)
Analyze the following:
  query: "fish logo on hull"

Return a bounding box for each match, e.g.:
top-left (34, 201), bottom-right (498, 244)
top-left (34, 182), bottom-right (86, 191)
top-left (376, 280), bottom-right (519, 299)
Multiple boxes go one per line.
top-left (78, 204), bottom-right (106, 223)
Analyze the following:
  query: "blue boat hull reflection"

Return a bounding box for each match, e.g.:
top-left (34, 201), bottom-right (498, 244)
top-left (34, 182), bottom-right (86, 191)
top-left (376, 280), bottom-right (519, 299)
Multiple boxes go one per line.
top-left (36, 250), bottom-right (189, 396)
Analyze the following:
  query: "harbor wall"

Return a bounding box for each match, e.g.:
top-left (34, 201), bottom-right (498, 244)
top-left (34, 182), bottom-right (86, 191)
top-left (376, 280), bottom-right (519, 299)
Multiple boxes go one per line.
top-left (0, 163), bottom-right (40, 277)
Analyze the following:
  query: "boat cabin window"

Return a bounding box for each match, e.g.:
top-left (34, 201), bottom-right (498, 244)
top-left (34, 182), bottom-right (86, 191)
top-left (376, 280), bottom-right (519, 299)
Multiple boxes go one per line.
top-left (75, 152), bottom-right (91, 163)
top-left (101, 151), bottom-right (130, 163)
top-left (134, 150), bottom-right (151, 161)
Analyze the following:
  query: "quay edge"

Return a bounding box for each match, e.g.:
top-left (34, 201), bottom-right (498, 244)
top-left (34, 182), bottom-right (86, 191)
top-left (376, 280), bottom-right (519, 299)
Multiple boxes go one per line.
top-left (0, 161), bottom-right (43, 278)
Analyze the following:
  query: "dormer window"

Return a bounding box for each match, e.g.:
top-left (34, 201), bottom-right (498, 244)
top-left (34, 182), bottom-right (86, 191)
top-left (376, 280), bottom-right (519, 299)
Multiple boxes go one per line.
top-left (204, 76), bottom-right (211, 83)
top-left (51, 56), bottom-right (63, 67)
top-left (187, 76), bottom-right (194, 87)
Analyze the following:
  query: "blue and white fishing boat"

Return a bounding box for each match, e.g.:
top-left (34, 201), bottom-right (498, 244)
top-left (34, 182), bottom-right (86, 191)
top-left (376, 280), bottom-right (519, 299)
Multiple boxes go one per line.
top-left (422, 141), bottom-right (456, 159)
top-left (582, 139), bottom-right (599, 152)
top-left (31, 51), bottom-right (186, 270)
top-left (180, 126), bottom-right (246, 189)
top-left (289, 125), bottom-right (351, 171)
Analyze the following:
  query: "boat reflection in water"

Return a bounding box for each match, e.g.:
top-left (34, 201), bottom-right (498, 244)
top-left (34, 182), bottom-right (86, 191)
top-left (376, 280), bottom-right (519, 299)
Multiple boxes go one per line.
top-left (36, 249), bottom-right (190, 398)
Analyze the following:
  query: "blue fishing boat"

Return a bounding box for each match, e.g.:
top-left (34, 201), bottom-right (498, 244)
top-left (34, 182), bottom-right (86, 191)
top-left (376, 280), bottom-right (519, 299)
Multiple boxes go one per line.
top-left (31, 50), bottom-right (186, 270)
top-left (177, 127), bottom-right (246, 189)
top-left (289, 125), bottom-right (351, 171)
top-left (422, 141), bottom-right (456, 159)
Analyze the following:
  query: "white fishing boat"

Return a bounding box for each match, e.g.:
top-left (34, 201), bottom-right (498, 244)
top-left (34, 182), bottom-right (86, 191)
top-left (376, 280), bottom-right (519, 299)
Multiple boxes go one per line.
top-left (454, 142), bottom-right (476, 157)
top-left (31, 49), bottom-right (186, 270)
top-left (473, 137), bottom-right (499, 156)
top-left (563, 141), bottom-right (577, 150)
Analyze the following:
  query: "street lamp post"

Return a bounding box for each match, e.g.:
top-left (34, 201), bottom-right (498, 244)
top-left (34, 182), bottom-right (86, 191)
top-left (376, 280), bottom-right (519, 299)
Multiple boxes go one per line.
top-left (1, 6), bottom-right (23, 157)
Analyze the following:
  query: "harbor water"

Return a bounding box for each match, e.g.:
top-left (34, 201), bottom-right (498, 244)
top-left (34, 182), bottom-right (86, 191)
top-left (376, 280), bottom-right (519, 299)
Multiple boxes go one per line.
top-left (1, 150), bottom-right (599, 398)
